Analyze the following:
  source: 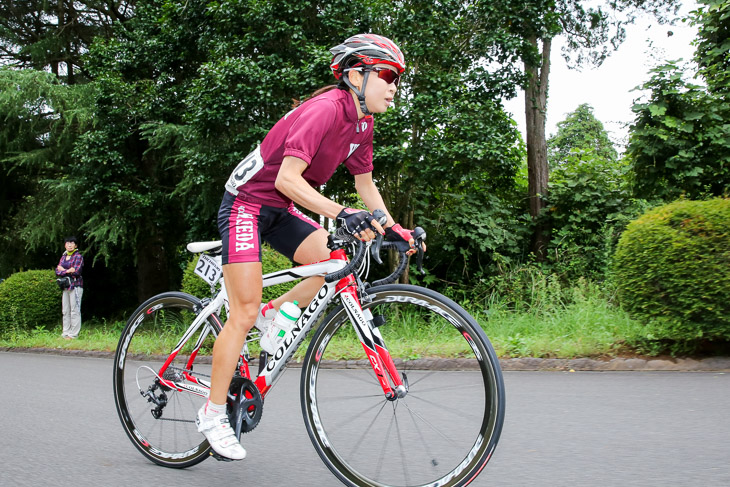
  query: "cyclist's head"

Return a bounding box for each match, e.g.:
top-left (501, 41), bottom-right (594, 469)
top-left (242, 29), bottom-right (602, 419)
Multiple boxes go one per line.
top-left (330, 34), bottom-right (405, 115)
top-left (330, 34), bottom-right (405, 80)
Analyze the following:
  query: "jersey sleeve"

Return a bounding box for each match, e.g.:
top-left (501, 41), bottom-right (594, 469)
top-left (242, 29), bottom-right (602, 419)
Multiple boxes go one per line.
top-left (282, 99), bottom-right (337, 164)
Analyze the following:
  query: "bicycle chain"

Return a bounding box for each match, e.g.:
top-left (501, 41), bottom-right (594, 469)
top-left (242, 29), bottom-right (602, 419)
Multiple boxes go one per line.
top-left (163, 365), bottom-right (211, 380)
top-left (156, 417), bottom-right (195, 423)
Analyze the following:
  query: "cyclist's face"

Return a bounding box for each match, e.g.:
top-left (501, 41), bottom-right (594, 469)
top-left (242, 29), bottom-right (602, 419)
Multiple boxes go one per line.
top-left (349, 64), bottom-right (398, 116)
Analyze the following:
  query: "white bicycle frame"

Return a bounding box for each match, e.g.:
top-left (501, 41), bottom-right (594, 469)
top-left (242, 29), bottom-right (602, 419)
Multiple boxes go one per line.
top-left (157, 239), bottom-right (405, 401)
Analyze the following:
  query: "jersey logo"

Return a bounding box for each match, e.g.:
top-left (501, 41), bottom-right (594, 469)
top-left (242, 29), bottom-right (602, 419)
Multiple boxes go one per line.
top-left (347, 143), bottom-right (360, 159)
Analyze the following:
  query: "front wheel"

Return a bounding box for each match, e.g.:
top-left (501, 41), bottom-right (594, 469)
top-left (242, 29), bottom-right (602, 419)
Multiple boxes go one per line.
top-left (113, 292), bottom-right (220, 468)
top-left (301, 284), bottom-right (505, 487)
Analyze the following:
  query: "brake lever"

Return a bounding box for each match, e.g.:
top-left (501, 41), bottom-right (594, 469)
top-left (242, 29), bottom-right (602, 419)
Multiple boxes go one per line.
top-left (370, 209), bottom-right (388, 265)
top-left (413, 227), bottom-right (426, 275)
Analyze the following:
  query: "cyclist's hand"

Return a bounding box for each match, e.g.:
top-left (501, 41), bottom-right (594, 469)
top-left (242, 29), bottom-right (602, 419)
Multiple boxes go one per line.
top-left (336, 208), bottom-right (384, 241)
top-left (385, 224), bottom-right (426, 256)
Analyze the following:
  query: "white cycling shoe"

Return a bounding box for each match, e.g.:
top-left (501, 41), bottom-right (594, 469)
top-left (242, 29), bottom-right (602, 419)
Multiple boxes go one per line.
top-left (196, 406), bottom-right (247, 460)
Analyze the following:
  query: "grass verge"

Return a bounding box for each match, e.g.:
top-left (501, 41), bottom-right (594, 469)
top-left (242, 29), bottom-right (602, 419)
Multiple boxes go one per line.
top-left (0, 282), bottom-right (646, 360)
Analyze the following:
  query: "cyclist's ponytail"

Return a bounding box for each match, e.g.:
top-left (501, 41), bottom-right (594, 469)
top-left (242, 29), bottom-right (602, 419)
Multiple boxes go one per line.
top-left (291, 84), bottom-right (340, 108)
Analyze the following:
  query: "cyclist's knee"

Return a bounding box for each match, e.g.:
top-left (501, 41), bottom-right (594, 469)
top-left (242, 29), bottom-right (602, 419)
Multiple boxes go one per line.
top-left (226, 302), bottom-right (259, 332)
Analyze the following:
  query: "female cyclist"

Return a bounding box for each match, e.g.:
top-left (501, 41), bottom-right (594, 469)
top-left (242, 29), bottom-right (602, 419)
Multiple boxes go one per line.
top-left (196, 33), bottom-right (422, 460)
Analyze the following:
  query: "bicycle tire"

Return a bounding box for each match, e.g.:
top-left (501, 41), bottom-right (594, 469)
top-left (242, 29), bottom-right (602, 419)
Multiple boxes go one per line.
top-left (300, 284), bottom-right (505, 487)
top-left (113, 291), bottom-right (220, 468)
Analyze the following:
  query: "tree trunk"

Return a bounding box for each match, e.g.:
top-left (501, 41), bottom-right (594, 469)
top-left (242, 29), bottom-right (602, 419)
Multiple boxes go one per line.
top-left (136, 224), bottom-right (170, 301)
top-left (524, 36), bottom-right (551, 260)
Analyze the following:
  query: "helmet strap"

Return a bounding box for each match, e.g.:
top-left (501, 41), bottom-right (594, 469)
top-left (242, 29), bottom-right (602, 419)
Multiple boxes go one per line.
top-left (343, 70), bottom-right (372, 116)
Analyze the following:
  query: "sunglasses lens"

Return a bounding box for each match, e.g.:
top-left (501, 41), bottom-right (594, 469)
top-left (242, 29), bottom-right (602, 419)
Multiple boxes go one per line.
top-left (377, 69), bottom-right (399, 85)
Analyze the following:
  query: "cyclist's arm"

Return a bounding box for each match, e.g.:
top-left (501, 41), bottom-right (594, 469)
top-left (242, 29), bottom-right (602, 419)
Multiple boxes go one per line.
top-left (354, 172), bottom-right (396, 227)
top-left (276, 156), bottom-right (345, 219)
top-left (355, 172), bottom-right (424, 254)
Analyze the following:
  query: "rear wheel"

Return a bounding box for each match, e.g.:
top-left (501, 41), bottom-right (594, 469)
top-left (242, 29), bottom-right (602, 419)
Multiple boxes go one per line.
top-left (113, 292), bottom-right (220, 468)
top-left (301, 284), bottom-right (505, 487)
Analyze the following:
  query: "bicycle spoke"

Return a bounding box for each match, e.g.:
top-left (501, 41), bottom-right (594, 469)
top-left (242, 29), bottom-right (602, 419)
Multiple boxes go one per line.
top-left (345, 399), bottom-right (390, 459)
top-left (392, 406), bottom-right (412, 485)
top-left (114, 292), bottom-right (215, 468)
top-left (302, 284), bottom-right (505, 487)
top-left (373, 404), bottom-right (399, 481)
top-left (405, 391), bottom-right (486, 424)
top-left (400, 399), bottom-right (466, 450)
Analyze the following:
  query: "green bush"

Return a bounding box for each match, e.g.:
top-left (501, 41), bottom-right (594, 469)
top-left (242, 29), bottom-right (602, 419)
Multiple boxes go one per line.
top-left (181, 244), bottom-right (296, 304)
top-left (612, 198), bottom-right (730, 351)
top-left (0, 269), bottom-right (61, 332)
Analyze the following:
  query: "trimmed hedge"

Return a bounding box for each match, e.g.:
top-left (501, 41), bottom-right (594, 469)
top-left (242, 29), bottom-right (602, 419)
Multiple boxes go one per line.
top-left (613, 198), bottom-right (730, 347)
top-left (181, 244), bottom-right (296, 304)
top-left (0, 269), bottom-right (61, 331)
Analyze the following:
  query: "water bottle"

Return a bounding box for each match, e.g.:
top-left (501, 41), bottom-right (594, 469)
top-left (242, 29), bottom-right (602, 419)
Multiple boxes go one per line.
top-left (259, 301), bottom-right (301, 354)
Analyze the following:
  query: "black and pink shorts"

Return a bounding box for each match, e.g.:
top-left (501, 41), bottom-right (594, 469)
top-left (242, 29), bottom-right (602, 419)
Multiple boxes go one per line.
top-left (217, 191), bottom-right (322, 265)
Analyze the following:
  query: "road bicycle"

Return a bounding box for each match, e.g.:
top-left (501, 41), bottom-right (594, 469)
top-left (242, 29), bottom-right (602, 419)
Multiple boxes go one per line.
top-left (113, 219), bottom-right (505, 487)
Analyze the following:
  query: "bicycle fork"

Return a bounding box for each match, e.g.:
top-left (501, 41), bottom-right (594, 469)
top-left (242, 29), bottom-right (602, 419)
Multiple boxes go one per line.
top-left (338, 277), bottom-right (407, 401)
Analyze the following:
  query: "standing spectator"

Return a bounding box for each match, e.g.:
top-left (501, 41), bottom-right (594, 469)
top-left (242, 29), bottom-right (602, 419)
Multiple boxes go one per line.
top-left (55, 236), bottom-right (84, 339)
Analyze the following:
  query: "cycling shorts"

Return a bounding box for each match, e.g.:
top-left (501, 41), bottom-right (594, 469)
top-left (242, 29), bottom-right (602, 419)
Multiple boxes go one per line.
top-left (217, 191), bottom-right (322, 265)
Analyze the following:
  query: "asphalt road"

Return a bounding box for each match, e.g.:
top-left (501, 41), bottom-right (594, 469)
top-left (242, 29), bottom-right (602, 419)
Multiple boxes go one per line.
top-left (1, 352), bottom-right (728, 486)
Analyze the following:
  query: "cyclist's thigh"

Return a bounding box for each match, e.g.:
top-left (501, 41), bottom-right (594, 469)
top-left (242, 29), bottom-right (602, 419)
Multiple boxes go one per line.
top-left (217, 191), bottom-right (263, 265)
top-left (262, 204), bottom-right (327, 264)
top-left (292, 228), bottom-right (329, 265)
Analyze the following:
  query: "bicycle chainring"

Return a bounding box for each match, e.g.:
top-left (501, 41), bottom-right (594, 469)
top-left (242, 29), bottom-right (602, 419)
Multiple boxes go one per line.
top-left (227, 377), bottom-right (263, 438)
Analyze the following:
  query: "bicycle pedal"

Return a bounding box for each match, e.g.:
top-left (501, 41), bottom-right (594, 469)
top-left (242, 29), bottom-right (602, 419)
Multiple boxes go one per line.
top-left (210, 451), bottom-right (236, 462)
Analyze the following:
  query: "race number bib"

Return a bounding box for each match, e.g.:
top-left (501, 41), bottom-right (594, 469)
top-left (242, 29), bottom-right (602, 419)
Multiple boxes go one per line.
top-left (194, 254), bottom-right (222, 287)
top-left (225, 146), bottom-right (264, 195)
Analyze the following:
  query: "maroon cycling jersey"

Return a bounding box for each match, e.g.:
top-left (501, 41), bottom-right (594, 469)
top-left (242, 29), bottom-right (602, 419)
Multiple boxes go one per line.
top-left (225, 88), bottom-right (374, 208)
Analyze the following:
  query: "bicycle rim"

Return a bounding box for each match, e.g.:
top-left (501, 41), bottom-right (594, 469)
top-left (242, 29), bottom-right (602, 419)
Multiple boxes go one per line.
top-left (301, 284), bottom-right (505, 487)
top-left (113, 292), bottom-right (218, 468)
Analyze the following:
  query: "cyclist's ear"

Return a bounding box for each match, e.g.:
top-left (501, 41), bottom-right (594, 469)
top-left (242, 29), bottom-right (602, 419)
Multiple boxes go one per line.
top-left (347, 69), bottom-right (364, 90)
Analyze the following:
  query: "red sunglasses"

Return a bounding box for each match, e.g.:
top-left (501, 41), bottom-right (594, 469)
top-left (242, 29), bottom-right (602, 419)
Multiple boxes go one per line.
top-left (365, 67), bottom-right (401, 86)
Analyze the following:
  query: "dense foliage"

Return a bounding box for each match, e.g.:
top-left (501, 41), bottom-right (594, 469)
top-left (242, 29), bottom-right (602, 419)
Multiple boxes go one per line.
top-left (0, 69), bottom-right (94, 276)
top-left (627, 62), bottom-right (730, 200)
top-left (627, 1), bottom-right (730, 201)
top-left (613, 198), bottom-right (730, 352)
top-left (2, 0), bottom-right (728, 362)
top-left (0, 270), bottom-right (60, 331)
top-left (0, 0), bottom-right (530, 307)
top-left (545, 104), bottom-right (640, 278)
top-left (0, 1), bottom-right (136, 83)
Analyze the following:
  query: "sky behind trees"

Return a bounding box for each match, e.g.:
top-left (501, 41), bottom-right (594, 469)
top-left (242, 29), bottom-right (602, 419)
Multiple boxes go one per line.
top-left (504, 0), bottom-right (699, 146)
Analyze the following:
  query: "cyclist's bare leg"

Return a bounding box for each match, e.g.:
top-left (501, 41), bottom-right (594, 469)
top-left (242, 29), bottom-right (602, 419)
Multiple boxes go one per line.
top-left (209, 261), bottom-right (263, 404)
top-left (271, 229), bottom-right (330, 309)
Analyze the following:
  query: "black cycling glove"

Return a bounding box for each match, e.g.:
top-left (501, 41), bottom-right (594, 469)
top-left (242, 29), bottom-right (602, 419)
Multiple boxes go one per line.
top-left (336, 208), bottom-right (375, 236)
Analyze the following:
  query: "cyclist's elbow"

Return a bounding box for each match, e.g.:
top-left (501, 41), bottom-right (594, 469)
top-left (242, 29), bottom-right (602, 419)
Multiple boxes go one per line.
top-left (274, 174), bottom-right (296, 198)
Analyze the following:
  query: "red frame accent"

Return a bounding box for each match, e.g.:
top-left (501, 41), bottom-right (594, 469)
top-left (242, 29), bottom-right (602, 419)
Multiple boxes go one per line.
top-left (338, 277), bottom-right (403, 396)
top-left (153, 245), bottom-right (405, 401)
